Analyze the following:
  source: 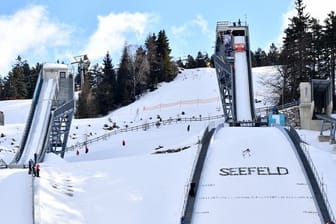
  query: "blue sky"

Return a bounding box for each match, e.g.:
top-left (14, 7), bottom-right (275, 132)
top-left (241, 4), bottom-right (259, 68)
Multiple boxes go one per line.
top-left (0, 0), bottom-right (335, 75)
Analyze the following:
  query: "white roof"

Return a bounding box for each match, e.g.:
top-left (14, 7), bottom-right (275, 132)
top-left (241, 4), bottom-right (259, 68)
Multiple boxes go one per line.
top-left (43, 63), bottom-right (68, 70)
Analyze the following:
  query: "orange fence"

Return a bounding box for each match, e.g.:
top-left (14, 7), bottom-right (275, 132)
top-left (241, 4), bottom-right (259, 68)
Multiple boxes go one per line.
top-left (143, 97), bottom-right (220, 111)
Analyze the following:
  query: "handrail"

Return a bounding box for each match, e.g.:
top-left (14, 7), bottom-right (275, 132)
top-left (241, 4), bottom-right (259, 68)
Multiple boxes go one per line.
top-left (255, 102), bottom-right (299, 115)
top-left (180, 126), bottom-right (216, 224)
top-left (54, 100), bottom-right (74, 117)
top-left (286, 126), bottom-right (335, 223)
top-left (301, 141), bottom-right (335, 222)
top-left (65, 114), bottom-right (224, 152)
top-left (180, 127), bottom-right (208, 221)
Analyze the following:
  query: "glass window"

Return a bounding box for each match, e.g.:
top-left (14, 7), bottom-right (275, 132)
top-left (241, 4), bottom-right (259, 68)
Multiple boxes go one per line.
top-left (60, 71), bottom-right (66, 78)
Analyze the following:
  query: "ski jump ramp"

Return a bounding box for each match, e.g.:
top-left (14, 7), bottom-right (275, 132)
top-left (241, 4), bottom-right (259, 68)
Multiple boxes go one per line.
top-left (11, 63), bottom-right (74, 165)
top-left (183, 21), bottom-right (333, 224)
top-left (18, 78), bottom-right (57, 164)
top-left (191, 126), bottom-right (322, 223)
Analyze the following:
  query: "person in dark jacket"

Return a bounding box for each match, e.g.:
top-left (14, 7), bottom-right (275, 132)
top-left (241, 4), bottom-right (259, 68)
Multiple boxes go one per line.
top-left (28, 159), bottom-right (33, 175)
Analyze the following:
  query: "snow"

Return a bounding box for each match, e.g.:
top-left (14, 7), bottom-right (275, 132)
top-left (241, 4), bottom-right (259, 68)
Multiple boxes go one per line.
top-left (193, 127), bottom-right (321, 223)
top-left (0, 67), bottom-right (335, 224)
top-left (234, 36), bottom-right (252, 121)
top-left (43, 63), bottom-right (68, 70)
top-left (20, 79), bottom-right (56, 164)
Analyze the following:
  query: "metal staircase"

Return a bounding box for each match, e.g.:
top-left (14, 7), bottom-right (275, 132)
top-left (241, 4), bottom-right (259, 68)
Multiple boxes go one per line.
top-left (214, 21), bottom-right (256, 126)
top-left (46, 74), bottom-right (74, 158)
top-left (214, 55), bottom-right (234, 122)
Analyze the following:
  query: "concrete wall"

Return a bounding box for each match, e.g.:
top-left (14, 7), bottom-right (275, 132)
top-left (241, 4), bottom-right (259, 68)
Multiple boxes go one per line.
top-left (299, 82), bottom-right (321, 130)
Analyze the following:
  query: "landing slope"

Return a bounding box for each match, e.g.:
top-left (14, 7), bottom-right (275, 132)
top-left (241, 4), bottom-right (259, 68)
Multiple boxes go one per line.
top-left (192, 126), bottom-right (321, 224)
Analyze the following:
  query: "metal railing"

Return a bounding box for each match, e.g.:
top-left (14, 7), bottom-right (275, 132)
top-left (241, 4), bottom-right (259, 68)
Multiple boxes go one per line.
top-left (179, 127), bottom-right (208, 223)
top-left (288, 126), bottom-right (335, 223)
top-left (65, 115), bottom-right (224, 152)
top-left (179, 121), bottom-right (217, 224)
top-left (301, 141), bottom-right (335, 222)
top-left (255, 101), bottom-right (299, 115)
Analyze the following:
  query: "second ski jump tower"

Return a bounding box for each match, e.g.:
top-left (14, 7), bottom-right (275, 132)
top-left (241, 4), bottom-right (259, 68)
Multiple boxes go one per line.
top-left (214, 21), bottom-right (256, 125)
top-left (11, 63), bottom-right (74, 165)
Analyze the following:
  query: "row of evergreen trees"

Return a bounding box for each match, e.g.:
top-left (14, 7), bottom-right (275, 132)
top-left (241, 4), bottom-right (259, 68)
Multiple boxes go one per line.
top-left (1, 0), bottom-right (335, 114)
top-left (263, 0), bottom-right (336, 105)
top-left (76, 30), bottom-right (178, 118)
top-left (0, 56), bottom-right (41, 100)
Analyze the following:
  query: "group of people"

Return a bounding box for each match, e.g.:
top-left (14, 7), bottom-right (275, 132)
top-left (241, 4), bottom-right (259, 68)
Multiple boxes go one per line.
top-left (28, 159), bottom-right (40, 177)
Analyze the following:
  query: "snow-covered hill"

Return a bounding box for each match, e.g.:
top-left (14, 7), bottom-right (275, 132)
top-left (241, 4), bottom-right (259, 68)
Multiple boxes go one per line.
top-left (0, 67), bottom-right (335, 224)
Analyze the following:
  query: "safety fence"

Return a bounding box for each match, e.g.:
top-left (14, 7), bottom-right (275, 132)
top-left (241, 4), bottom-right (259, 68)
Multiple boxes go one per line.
top-left (180, 121), bottom-right (218, 224)
top-left (301, 142), bottom-right (335, 222)
top-left (65, 114), bottom-right (224, 152)
top-left (255, 101), bottom-right (299, 115)
top-left (143, 97), bottom-right (220, 111)
top-left (179, 128), bottom-right (206, 223)
top-left (288, 126), bottom-right (335, 223)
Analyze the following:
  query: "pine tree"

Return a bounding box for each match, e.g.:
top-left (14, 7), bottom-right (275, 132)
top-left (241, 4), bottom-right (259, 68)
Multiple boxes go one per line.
top-left (145, 33), bottom-right (159, 91)
top-left (254, 48), bottom-right (268, 67)
top-left (76, 72), bottom-right (92, 118)
top-left (0, 76), bottom-right (4, 99)
top-left (175, 58), bottom-right (185, 68)
top-left (309, 18), bottom-right (325, 79)
top-left (185, 55), bottom-right (196, 68)
top-left (156, 30), bottom-right (175, 81)
top-left (95, 52), bottom-right (117, 115)
top-left (117, 45), bottom-right (134, 105)
top-left (280, 0), bottom-right (312, 101)
top-left (75, 63), bottom-right (98, 118)
top-left (3, 56), bottom-right (28, 99)
top-left (323, 11), bottom-right (336, 108)
top-left (267, 43), bottom-right (280, 66)
top-left (134, 46), bottom-right (150, 96)
top-left (195, 51), bottom-right (207, 67)
top-left (26, 62), bottom-right (41, 99)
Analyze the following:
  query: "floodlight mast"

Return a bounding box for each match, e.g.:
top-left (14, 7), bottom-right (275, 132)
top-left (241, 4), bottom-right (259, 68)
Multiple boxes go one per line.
top-left (71, 54), bottom-right (90, 90)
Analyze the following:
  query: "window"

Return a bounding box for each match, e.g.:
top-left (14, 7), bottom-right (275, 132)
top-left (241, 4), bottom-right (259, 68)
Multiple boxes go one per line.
top-left (60, 72), bottom-right (66, 78)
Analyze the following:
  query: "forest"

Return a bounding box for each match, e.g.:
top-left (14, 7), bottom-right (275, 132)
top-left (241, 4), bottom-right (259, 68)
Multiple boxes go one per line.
top-left (0, 0), bottom-right (335, 117)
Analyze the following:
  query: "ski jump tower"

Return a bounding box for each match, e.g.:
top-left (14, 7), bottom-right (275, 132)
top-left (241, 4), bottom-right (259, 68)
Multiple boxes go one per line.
top-left (214, 21), bottom-right (256, 126)
top-left (11, 63), bottom-right (75, 165)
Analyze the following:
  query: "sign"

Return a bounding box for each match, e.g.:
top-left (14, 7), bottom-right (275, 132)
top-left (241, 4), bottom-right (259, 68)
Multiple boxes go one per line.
top-left (234, 43), bottom-right (245, 52)
top-left (268, 114), bottom-right (286, 126)
top-left (219, 166), bottom-right (289, 176)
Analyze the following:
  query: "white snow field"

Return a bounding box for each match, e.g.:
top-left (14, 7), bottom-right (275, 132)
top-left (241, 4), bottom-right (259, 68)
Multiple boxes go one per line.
top-left (192, 127), bottom-right (321, 223)
top-left (0, 67), bottom-right (335, 224)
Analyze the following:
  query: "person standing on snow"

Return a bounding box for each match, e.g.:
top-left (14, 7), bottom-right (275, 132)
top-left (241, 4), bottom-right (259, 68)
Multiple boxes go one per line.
top-left (36, 164), bottom-right (40, 177)
top-left (28, 159), bottom-right (33, 175)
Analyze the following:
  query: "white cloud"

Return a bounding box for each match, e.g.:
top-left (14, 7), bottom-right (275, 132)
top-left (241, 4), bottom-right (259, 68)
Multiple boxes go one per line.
top-left (0, 5), bottom-right (72, 75)
top-left (171, 24), bottom-right (187, 36)
top-left (83, 12), bottom-right (156, 62)
top-left (305, 0), bottom-right (336, 22)
top-left (171, 15), bottom-right (209, 37)
top-left (192, 15), bottom-right (209, 34)
top-left (170, 15), bottom-right (212, 58)
top-left (277, 0), bottom-right (336, 47)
